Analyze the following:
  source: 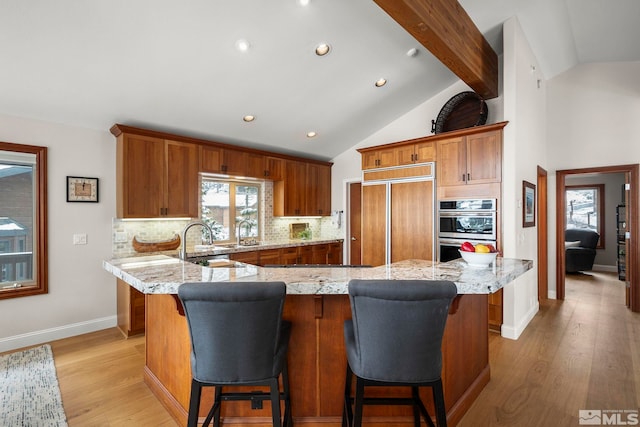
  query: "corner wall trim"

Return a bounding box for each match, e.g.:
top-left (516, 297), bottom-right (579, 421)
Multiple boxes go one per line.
top-left (0, 316), bottom-right (117, 353)
top-left (500, 302), bottom-right (539, 340)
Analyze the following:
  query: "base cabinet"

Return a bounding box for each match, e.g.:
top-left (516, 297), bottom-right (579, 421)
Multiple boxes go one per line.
top-left (144, 293), bottom-right (489, 426)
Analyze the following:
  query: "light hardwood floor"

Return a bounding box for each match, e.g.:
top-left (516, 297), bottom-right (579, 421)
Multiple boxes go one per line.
top-left (13, 271), bottom-right (639, 426)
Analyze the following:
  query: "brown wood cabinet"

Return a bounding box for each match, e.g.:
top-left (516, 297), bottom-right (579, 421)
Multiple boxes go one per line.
top-left (264, 156), bottom-right (285, 180)
top-left (257, 248), bottom-right (280, 266)
top-left (306, 163), bottom-right (331, 215)
top-left (114, 132), bottom-right (199, 218)
top-left (311, 244), bottom-right (329, 264)
top-left (200, 145), bottom-right (248, 176)
top-left (229, 250), bottom-right (259, 264)
top-left (327, 242), bottom-right (343, 265)
top-left (360, 138), bottom-right (435, 170)
top-left (436, 130), bottom-right (502, 187)
top-left (273, 160), bottom-right (332, 216)
top-left (117, 279), bottom-right (145, 337)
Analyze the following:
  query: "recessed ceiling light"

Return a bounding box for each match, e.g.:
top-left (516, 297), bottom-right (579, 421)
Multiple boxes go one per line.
top-left (235, 39), bottom-right (251, 52)
top-left (315, 43), bottom-right (331, 56)
top-left (297, 0), bottom-right (310, 5)
top-left (306, 131), bottom-right (317, 138)
top-left (374, 78), bottom-right (387, 87)
top-left (243, 115), bottom-right (255, 122)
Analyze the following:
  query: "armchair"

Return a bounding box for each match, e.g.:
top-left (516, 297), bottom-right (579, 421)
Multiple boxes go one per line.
top-left (565, 229), bottom-right (600, 273)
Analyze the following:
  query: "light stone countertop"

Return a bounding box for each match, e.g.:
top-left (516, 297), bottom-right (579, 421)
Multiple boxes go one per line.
top-left (103, 255), bottom-right (533, 295)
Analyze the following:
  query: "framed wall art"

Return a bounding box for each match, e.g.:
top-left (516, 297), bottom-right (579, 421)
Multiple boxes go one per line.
top-left (523, 180), bottom-right (536, 227)
top-left (67, 176), bottom-right (99, 202)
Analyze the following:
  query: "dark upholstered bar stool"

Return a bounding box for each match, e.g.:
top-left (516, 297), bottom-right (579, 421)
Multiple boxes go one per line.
top-left (342, 279), bottom-right (457, 427)
top-left (178, 282), bottom-right (293, 427)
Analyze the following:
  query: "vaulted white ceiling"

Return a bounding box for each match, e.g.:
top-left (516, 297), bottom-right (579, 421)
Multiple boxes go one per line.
top-left (1, 0), bottom-right (638, 161)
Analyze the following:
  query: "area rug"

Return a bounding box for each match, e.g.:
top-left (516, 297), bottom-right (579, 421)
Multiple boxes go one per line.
top-left (0, 344), bottom-right (68, 426)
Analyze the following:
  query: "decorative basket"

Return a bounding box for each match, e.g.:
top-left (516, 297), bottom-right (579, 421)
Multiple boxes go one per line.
top-left (431, 91), bottom-right (488, 134)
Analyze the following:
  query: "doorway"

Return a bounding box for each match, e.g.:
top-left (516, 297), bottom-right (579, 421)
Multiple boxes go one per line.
top-left (538, 166), bottom-right (548, 301)
top-left (556, 164), bottom-right (639, 311)
top-left (347, 181), bottom-right (362, 265)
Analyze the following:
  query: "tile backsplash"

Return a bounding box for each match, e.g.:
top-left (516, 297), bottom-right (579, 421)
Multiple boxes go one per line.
top-left (111, 180), bottom-right (344, 257)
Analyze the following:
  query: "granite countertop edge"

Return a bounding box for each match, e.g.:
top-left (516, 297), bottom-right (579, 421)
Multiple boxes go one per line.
top-left (103, 254), bottom-right (533, 296)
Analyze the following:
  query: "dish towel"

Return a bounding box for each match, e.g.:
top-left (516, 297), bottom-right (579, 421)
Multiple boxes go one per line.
top-left (331, 210), bottom-right (342, 229)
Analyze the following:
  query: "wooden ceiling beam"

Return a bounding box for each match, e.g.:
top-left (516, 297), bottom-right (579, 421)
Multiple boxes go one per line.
top-left (373, 0), bottom-right (499, 99)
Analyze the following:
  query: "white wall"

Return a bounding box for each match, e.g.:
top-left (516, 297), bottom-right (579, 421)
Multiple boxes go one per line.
top-left (546, 61), bottom-right (640, 295)
top-left (499, 17), bottom-right (547, 339)
top-left (0, 114), bottom-right (117, 352)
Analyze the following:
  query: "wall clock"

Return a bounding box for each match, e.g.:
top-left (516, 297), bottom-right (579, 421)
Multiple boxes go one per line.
top-left (67, 176), bottom-right (99, 202)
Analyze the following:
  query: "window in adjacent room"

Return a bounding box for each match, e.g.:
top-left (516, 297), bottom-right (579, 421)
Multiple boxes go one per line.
top-left (201, 176), bottom-right (260, 243)
top-left (0, 142), bottom-right (48, 299)
top-left (565, 184), bottom-right (604, 249)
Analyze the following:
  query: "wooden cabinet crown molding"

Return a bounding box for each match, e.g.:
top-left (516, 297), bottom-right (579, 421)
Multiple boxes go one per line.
top-left (357, 121), bottom-right (508, 155)
top-left (110, 123), bottom-right (333, 167)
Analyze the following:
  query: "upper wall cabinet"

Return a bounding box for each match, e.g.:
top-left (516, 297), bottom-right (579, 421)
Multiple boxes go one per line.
top-left (115, 132), bottom-right (199, 218)
top-left (360, 138), bottom-right (435, 170)
top-left (436, 130), bottom-right (502, 187)
top-left (273, 160), bottom-right (332, 216)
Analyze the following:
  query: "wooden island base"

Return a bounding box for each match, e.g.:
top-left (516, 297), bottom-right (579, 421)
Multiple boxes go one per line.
top-left (143, 292), bottom-right (490, 426)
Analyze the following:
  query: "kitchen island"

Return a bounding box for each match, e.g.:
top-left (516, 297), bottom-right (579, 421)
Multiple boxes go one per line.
top-left (104, 256), bottom-right (532, 426)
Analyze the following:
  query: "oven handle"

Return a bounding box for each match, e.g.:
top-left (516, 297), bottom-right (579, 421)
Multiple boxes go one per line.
top-left (438, 211), bottom-right (495, 217)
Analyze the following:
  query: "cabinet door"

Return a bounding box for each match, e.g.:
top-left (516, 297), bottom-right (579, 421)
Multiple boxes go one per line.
top-left (307, 163), bottom-right (331, 216)
top-left (395, 145), bottom-right (416, 166)
top-left (222, 149), bottom-right (247, 176)
top-left (282, 161), bottom-right (307, 216)
top-left (200, 145), bottom-right (223, 173)
top-left (230, 251), bottom-right (259, 265)
top-left (280, 247), bottom-right (299, 265)
top-left (436, 137), bottom-right (466, 187)
top-left (165, 140), bottom-right (199, 218)
top-left (466, 130), bottom-right (502, 184)
top-left (119, 134), bottom-right (165, 218)
top-left (246, 153), bottom-right (266, 179)
top-left (390, 180), bottom-right (434, 263)
top-left (299, 245), bottom-right (313, 264)
top-left (265, 156), bottom-right (284, 181)
top-left (362, 183), bottom-right (387, 267)
top-left (258, 248), bottom-right (280, 266)
top-left (311, 244), bottom-right (329, 264)
top-left (414, 141), bottom-right (435, 163)
top-left (327, 242), bottom-right (343, 265)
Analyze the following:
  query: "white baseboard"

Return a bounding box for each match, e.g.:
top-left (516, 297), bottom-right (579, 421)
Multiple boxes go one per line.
top-left (0, 316), bottom-right (117, 353)
top-left (593, 264), bottom-right (617, 273)
top-left (501, 301), bottom-right (540, 340)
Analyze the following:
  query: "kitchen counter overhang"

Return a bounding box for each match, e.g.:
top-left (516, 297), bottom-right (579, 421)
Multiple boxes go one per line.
top-left (103, 256), bottom-right (532, 426)
top-left (103, 255), bottom-right (532, 295)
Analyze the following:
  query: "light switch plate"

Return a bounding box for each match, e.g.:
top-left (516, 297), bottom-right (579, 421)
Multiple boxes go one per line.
top-left (73, 233), bottom-right (87, 245)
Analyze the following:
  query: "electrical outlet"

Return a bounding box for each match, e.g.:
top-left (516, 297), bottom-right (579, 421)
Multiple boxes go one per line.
top-left (114, 231), bottom-right (128, 243)
top-left (73, 233), bottom-right (87, 245)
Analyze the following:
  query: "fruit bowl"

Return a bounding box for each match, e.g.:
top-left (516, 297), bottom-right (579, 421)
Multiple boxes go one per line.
top-left (458, 250), bottom-right (498, 268)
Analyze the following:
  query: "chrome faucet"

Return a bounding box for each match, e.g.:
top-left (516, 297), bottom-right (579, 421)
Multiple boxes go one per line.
top-left (236, 219), bottom-right (252, 246)
top-left (180, 220), bottom-right (214, 260)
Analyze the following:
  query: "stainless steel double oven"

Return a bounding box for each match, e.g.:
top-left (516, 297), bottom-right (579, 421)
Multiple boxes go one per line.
top-left (437, 198), bottom-right (497, 262)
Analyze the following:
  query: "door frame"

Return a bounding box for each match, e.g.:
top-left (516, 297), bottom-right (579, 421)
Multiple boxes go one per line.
top-left (537, 166), bottom-right (548, 301)
top-left (344, 178), bottom-right (362, 265)
top-left (555, 164), bottom-right (639, 311)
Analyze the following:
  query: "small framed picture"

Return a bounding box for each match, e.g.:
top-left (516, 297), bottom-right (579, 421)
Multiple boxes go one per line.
top-left (523, 180), bottom-right (536, 227)
top-left (67, 176), bottom-right (99, 202)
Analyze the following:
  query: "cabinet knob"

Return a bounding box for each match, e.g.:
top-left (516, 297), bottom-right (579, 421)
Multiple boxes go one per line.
top-left (351, 236), bottom-right (357, 241)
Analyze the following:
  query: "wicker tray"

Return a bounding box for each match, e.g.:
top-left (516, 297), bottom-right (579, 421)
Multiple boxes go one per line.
top-left (132, 234), bottom-right (181, 252)
top-left (432, 91), bottom-right (488, 134)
